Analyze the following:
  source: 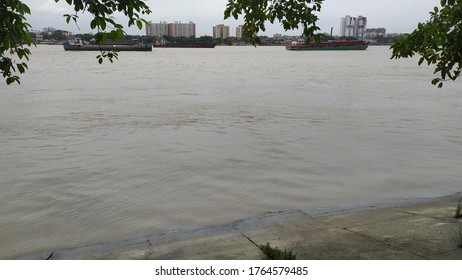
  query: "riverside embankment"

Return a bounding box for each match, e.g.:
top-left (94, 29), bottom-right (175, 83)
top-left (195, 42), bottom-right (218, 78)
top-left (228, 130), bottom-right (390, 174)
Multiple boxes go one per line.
top-left (17, 193), bottom-right (462, 260)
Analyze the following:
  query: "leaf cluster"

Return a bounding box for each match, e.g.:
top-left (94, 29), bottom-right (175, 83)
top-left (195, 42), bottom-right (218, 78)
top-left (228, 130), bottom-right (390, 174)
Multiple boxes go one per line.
top-left (391, 0), bottom-right (462, 88)
top-left (224, 0), bottom-right (323, 45)
top-left (57, 0), bottom-right (152, 65)
top-left (0, 0), bottom-right (33, 85)
top-left (0, 0), bottom-right (153, 85)
top-left (59, 0), bottom-right (151, 34)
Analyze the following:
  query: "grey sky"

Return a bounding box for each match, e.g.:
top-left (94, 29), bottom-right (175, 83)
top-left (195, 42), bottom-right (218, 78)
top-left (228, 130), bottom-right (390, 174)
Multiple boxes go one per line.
top-left (22, 0), bottom-right (439, 36)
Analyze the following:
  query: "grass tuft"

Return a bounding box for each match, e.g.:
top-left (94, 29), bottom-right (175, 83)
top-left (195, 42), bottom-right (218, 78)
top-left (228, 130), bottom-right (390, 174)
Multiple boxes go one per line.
top-left (259, 242), bottom-right (296, 260)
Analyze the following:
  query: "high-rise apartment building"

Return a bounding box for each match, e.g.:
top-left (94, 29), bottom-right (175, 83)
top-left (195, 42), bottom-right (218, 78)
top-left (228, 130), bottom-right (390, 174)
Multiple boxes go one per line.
top-left (213, 24), bottom-right (230, 39)
top-left (168, 21), bottom-right (196, 37)
top-left (365, 28), bottom-right (386, 38)
top-left (340, 16), bottom-right (353, 37)
top-left (236, 25), bottom-right (244, 38)
top-left (146, 21), bottom-right (169, 37)
top-left (340, 15), bottom-right (367, 39)
top-left (146, 21), bottom-right (196, 37)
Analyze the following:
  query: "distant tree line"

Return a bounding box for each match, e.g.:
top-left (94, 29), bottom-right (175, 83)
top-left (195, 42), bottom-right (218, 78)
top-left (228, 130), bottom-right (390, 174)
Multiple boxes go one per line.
top-left (28, 30), bottom-right (68, 42)
top-left (318, 34), bottom-right (409, 45)
top-left (29, 30), bottom-right (407, 48)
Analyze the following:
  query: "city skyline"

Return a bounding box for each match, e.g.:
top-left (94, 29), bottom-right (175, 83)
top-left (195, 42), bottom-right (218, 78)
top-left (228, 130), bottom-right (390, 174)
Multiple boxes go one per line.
top-left (33, 18), bottom-right (395, 41)
top-left (22, 0), bottom-right (438, 36)
top-left (146, 21), bottom-right (196, 38)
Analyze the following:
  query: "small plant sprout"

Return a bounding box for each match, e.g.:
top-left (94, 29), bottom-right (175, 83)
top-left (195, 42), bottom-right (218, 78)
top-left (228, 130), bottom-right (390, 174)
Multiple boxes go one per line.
top-left (259, 243), bottom-right (296, 260)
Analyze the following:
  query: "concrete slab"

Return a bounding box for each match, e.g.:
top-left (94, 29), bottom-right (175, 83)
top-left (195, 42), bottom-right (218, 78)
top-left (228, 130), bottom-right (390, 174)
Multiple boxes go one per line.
top-left (14, 194), bottom-right (462, 260)
top-left (235, 213), bottom-right (422, 259)
top-left (145, 225), bottom-right (262, 260)
top-left (43, 224), bottom-right (263, 260)
top-left (348, 216), bottom-right (460, 257)
top-left (391, 199), bottom-right (461, 219)
top-left (145, 231), bottom-right (262, 260)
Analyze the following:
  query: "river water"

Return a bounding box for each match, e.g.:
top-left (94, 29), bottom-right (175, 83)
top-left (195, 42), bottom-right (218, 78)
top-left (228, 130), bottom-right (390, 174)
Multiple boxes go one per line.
top-left (0, 45), bottom-right (461, 258)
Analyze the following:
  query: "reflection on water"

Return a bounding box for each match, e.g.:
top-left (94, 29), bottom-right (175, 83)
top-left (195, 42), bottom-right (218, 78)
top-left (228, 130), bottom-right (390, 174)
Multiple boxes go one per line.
top-left (0, 45), bottom-right (461, 258)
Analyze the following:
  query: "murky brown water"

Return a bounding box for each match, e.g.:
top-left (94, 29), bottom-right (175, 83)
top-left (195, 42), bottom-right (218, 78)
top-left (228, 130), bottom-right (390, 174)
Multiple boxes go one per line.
top-left (0, 45), bottom-right (461, 258)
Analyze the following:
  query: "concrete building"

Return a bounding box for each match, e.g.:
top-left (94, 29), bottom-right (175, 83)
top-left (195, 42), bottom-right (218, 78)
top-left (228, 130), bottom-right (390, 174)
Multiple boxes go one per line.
top-left (168, 21), bottom-right (196, 37)
top-left (340, 15), bottom-right (367, 39)
top-left (146, 21), bottom-right (169, 37)
top-left (236, 25), bottom-right (244, 38)
top-left (365, 28), bottom-right (387, 38)
top-left (146, 21), bottom-right (196, 37)
top-left (213, 24), bottom-right (230, 39)
top-left (340, 16), bottom-right (354, 37)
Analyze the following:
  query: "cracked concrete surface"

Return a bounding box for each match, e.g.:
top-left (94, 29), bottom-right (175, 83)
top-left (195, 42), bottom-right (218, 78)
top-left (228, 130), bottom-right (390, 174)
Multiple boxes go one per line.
top-left (16, 194), bottom-right (462, 260)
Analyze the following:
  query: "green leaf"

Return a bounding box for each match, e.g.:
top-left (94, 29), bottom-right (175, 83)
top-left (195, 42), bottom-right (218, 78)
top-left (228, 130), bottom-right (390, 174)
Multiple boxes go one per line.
top-left (90, 19), bottom-right (97, 29)
top-left (116, 28), bottom-right (124, 38)
top-left (17, 63), bottom-right (25, 74)
top-left (418, 57), bottom-right (425, 65)
top-left (136, 20), bottom-right (143, 30)
top-left (100, 33), bottom-right (107, 44)
top-left (109, 30), bottom-right (117, 40)
top-left (21, 3), bottom-right (31, 14)
top-left (100, 18), bottom-right (107, 30)
top-left (6, 77), bottom-right (19, 85)
top-left (64, 14), bottom-right (72, 24)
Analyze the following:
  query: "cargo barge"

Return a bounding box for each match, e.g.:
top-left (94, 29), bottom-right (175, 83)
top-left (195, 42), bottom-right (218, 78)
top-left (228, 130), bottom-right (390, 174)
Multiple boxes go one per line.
top-left (153, 42), bottom-right (216, 48)
top-left (286, 40), bottom-right (369, 51)
top-left (63, 39), bottom-right (152, 51)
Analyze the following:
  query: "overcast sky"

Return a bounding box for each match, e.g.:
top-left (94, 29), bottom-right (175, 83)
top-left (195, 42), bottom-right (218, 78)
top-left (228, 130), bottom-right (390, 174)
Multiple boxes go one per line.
top-left (22, 0), bottom-right (439, 36)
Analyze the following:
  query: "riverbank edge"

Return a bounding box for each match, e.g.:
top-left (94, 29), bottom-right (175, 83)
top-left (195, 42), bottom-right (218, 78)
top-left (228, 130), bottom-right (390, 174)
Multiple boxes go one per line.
top-left (15, 192), bottom-right (462, 260)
